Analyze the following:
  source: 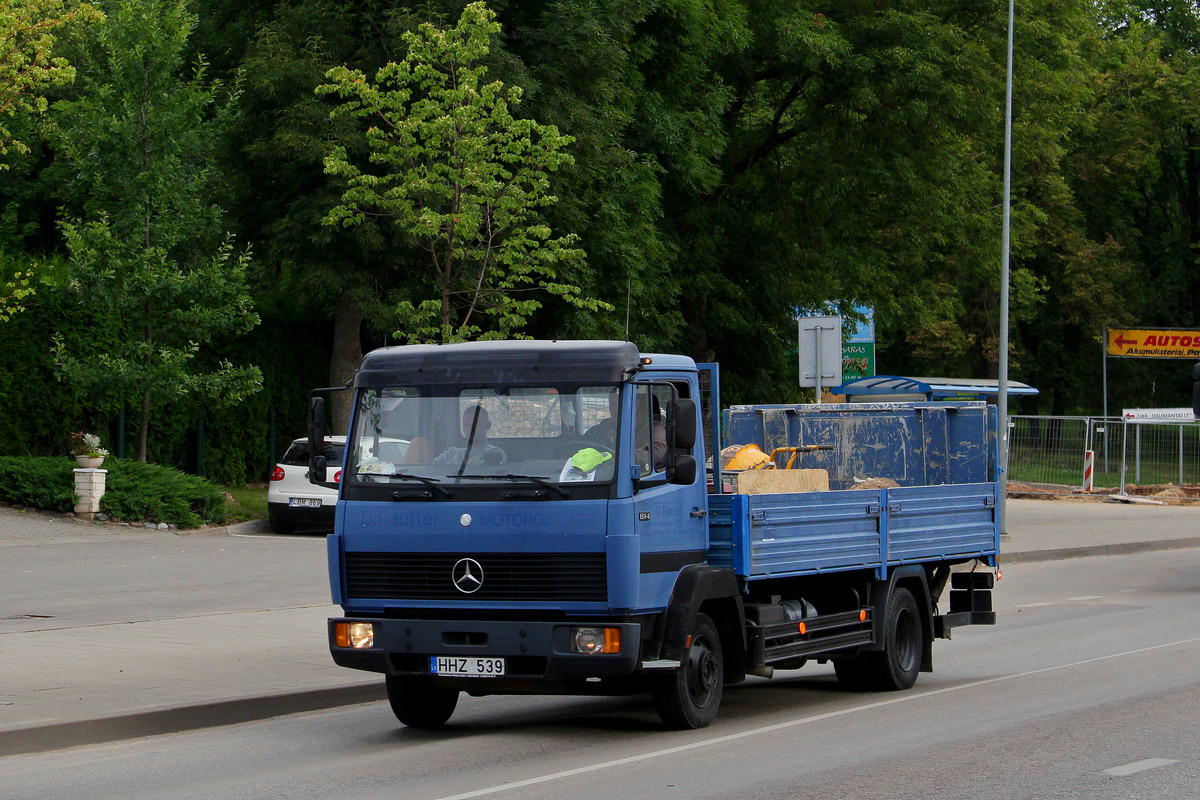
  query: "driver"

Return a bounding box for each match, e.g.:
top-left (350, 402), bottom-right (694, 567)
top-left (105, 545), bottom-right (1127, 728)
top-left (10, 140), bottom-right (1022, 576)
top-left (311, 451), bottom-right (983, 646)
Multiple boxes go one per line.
top-left (583, 388), bottom-right (620, 448)
top-left (435, 406), bottom-right (505, 466)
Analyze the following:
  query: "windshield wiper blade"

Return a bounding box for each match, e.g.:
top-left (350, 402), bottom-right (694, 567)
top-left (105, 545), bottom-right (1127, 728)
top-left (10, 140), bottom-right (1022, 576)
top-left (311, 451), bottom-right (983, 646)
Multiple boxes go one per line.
top-left (386, 473), bottom-right (453, 498)
top-left (459, 473), bottom-right (571, 499)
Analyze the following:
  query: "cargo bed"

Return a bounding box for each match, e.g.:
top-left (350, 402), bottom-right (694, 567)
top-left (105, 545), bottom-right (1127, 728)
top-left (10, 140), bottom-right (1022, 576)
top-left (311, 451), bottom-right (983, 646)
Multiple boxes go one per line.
top-left (707, 482), bottom-right (1000, 580)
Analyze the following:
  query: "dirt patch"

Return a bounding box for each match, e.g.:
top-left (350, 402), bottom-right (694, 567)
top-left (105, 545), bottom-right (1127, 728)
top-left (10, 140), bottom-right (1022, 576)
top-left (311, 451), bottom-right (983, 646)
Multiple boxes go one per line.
top-left (1004, 481), bottom-right (1200, 505)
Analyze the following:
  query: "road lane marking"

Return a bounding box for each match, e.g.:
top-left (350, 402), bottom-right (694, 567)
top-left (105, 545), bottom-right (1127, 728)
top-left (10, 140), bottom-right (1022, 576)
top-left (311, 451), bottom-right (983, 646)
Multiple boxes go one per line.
top-left (430, 634), bottom-right (1200, 800)
top-left (1067, 595), bottom-right (1104, 602)
top-left (1103, 758), bottom-right (1178, 776)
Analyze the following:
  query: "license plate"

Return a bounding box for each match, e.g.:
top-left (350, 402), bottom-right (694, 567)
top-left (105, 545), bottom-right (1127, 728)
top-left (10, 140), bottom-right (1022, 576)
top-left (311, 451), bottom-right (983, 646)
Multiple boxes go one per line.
top-left (430, 656), bottom-right (506, 677)
top-left (288, 497), bottom-right (322, 508)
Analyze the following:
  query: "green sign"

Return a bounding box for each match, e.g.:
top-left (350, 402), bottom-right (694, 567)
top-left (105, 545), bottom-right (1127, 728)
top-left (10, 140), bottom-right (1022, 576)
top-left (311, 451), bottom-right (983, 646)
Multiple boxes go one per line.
top-left (842, 342), bottom-right (875, 379)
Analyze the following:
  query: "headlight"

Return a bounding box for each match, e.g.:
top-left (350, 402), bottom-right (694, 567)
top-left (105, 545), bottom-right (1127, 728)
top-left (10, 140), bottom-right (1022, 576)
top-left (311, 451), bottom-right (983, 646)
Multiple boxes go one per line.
top-left (335, 621), bottom-right (375, 649)
top-left (570, 626), bottom-right (621, 654)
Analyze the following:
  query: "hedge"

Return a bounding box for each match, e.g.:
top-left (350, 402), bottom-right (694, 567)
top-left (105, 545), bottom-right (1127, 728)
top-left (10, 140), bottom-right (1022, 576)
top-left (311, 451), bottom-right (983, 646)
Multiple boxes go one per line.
top-left (0, 456), bottom-right (228, 527)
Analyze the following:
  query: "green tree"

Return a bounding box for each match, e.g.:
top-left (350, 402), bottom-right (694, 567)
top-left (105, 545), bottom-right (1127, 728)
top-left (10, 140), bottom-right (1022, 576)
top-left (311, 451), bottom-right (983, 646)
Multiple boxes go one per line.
top-left (48, 0), bottom-right (261, 461)
top-left (319, 1), bottom-right (609, 348)
top-left (0, 0), bottom-right (100, 161)
top-left (0, 0), bottom-right (100, 322)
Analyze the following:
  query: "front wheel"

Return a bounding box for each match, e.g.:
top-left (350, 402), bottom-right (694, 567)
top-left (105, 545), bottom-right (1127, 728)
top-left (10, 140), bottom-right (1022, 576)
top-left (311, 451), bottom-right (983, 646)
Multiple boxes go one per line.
top-left (385, 676), bottom-right (459, 729)
top-left (653, 612), bottom-right (724, 729)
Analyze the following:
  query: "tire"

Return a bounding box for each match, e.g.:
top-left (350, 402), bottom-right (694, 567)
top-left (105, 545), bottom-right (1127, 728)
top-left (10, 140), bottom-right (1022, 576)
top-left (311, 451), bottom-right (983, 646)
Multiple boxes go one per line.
top-left (834, 586), bottom-right (922, 692)
top-left (653, 612), bottom-right (724, 729)
top-left (268, 517), bottom-right (296, 535)
top-left (385, 676), bottom-right (459, 729)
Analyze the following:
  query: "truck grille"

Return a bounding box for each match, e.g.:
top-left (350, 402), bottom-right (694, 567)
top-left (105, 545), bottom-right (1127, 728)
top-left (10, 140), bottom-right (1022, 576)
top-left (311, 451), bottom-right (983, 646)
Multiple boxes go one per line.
top-left (344, 552), bottom-right (608, 602)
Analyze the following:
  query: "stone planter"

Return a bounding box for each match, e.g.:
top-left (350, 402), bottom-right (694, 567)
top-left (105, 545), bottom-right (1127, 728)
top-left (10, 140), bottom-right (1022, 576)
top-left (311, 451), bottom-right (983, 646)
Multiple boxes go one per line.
top-left (75, 455), bottom-right (105, 469)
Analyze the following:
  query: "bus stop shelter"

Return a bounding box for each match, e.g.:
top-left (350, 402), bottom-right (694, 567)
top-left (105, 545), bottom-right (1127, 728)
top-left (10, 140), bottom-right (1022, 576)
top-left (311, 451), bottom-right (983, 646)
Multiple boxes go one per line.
top-left (830, 375), bottom-right (1039, 403)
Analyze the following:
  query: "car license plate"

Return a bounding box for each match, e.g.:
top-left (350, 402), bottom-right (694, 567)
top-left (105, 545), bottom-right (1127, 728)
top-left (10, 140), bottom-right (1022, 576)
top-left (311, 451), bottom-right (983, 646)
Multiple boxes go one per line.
top-left (430, 656), bottom-right (506, 677)
top-left (288, 497), bottom-right (322, 508)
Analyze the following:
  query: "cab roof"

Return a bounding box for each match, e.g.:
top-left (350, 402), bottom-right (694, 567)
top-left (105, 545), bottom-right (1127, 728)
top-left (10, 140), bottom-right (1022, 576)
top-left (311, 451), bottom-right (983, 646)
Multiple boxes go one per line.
top-left (355, 340), bottom-right (644, 387)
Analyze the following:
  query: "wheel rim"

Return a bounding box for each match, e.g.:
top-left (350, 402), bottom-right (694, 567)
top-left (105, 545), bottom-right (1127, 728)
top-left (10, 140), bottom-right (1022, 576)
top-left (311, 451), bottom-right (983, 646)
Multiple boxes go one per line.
top-left (687, 636), bottom-right (720, 707)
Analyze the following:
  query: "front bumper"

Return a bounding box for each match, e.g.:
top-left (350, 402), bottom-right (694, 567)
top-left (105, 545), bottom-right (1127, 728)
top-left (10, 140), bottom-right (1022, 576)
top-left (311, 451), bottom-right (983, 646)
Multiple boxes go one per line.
top-left (329, 617), bottom-right (642, 684)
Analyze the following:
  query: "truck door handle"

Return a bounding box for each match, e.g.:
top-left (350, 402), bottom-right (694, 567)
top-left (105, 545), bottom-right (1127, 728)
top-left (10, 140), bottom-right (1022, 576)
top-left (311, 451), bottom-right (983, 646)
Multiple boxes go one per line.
top-left (690, 509), bottom-right (707, 518)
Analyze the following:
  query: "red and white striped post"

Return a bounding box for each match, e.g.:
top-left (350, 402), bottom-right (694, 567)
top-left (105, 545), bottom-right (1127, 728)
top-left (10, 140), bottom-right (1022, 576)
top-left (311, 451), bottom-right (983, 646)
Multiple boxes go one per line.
top-left (1082, 449), bottom-right (1095, 492)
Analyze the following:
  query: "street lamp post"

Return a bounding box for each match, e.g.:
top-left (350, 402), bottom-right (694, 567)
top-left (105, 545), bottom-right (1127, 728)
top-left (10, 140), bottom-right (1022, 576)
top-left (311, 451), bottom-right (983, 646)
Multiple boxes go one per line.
top-left (998, 0), bottom-right (1014, 535)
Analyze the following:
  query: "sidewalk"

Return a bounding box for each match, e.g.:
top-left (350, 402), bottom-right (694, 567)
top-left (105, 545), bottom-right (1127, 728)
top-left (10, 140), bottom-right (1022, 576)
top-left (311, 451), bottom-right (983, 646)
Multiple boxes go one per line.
top-left (3, 497), bottom-right (1200, 757)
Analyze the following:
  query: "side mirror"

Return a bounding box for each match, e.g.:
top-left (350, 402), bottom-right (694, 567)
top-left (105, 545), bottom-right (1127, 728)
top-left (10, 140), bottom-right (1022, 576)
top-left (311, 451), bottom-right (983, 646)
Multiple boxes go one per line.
top-left (308, 396), bottom-right (327, 483)
top-left (670, 398), bottom-right (697, 451)
top-left (670, 455), bottom-right (697, 485)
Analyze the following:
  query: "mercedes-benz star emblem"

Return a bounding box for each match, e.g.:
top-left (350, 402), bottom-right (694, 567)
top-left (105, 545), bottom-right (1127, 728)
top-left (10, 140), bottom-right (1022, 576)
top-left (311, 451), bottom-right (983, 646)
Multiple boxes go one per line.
top-left (452, 558), bottom-right (484, 594)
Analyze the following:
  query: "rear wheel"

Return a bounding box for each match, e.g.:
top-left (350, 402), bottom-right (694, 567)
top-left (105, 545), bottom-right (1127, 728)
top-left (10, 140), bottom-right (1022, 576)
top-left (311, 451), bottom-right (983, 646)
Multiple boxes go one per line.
top-left (385, 676), bottom-right (459, 729)
top-left (835, 586), bottom-right (922, 692)
top-left (653, 612), bottom-right (724, 729)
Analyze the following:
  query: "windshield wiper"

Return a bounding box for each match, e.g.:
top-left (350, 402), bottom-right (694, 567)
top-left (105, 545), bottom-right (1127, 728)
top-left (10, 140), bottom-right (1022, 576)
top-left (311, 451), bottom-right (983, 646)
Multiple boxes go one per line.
top-left (386, 473), bottom-right (454, 499)
top-left (459, 473), bottom-right (571, 499)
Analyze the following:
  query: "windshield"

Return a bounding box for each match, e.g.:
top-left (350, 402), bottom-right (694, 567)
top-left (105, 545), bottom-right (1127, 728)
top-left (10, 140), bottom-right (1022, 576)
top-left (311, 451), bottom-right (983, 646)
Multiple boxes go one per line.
top-left (346, 384), bottom-right (620, 489)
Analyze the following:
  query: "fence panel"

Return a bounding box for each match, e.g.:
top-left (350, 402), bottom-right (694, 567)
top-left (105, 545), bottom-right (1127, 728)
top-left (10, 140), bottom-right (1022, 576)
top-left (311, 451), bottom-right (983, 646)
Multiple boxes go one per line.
top-left (1007, 416), bottom-right (1090, 487)
top-left (1009, 415), bottom-right (1200, 489)
top-left (1108, 418), bottom-right (1200, 487)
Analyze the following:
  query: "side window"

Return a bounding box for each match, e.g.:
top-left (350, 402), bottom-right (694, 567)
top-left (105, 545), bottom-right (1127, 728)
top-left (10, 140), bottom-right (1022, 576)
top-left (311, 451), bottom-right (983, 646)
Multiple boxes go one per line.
top-left (634, 383), bottom-right (674, 475)
top-left (635, 386), bottom-right (652, 475)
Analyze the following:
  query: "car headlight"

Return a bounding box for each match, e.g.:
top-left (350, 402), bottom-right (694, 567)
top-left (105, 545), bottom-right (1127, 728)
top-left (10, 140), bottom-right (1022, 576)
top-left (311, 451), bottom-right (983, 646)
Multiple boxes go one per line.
top-left (334, 621), bottom-right (375, 649)
top-left (570, 626), bottom-right (621, 654)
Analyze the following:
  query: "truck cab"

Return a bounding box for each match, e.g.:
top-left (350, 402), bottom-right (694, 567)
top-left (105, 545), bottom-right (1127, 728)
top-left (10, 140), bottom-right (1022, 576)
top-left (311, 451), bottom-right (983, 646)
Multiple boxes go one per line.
top-left (315, 341), bottom-right (724, 727)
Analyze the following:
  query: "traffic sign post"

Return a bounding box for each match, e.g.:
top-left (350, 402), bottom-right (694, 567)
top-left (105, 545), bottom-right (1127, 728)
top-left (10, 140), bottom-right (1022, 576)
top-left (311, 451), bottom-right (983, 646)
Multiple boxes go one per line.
top-left (798, 316), bottom-right (842, 402)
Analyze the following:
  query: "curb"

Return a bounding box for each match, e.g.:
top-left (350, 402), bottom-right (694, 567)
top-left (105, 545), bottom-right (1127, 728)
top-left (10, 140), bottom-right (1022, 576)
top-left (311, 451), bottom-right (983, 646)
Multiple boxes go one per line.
top-left (212, 518), bottom-right (273, 536)
top-left (1002, 537), bottom-right (1200, 564)
top-left (0, 681), bottom-right (386, 758)
top-left (168, 518), bottom-right (273, 537)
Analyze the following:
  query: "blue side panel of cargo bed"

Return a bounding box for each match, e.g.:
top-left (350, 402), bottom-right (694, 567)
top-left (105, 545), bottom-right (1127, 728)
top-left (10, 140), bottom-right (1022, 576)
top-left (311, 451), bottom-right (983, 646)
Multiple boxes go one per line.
top-left (707, 483), bottom-right (999, 580)
top-left (886, 483), bottom-right (999, 564)
top-left (708, 490), bottom-right (883, 578)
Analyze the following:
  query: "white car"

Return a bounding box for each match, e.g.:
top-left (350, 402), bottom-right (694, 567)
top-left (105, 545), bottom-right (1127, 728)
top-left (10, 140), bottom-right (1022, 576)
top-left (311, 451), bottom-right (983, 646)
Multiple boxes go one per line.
top-left (267, 437), bottom-right (345, 534)
top-left (267, 436), bottom-right (411, 534)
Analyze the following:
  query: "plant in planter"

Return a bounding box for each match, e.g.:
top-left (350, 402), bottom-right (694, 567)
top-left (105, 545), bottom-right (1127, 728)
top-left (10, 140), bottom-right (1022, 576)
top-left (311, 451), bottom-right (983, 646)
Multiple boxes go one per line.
top-left (70, 431), bottom-right (110, 468)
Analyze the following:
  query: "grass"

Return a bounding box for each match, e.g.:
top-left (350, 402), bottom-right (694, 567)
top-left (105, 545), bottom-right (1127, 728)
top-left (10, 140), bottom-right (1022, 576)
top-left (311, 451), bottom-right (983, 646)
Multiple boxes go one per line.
top-left (222, 482), bottom-right (268, 523)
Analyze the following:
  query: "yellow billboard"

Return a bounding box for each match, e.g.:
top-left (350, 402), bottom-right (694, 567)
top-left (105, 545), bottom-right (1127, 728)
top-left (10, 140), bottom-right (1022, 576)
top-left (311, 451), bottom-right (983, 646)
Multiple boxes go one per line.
top-left (1107, 328), bottom-right (1200, 359)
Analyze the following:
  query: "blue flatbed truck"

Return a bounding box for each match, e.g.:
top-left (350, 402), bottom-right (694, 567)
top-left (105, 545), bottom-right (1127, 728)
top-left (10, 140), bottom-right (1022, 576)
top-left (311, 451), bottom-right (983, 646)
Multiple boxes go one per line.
top-left (308, 340), bottom-right (998, 729)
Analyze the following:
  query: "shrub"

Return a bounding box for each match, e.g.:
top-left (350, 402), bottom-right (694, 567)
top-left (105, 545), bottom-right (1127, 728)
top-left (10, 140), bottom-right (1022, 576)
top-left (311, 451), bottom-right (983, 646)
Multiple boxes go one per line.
top-left (0, 457), bottom-right (76, 511)
top-left (0, 456), bottom-right (228, 527)
top-left (100, 460), bottom-right (228, 527)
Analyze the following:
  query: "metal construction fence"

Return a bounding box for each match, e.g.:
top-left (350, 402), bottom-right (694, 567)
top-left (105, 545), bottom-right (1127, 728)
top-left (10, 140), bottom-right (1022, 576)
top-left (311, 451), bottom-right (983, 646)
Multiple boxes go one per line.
top-left (1007, 415), bottom-right (1200, 490)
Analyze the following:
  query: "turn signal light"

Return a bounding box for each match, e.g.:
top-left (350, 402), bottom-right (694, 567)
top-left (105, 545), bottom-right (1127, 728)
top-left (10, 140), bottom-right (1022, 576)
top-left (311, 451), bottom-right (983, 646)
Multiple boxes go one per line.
top-left (570, 627), bottom-right (621, 654)
top-left (859, 610), bottom-right (867, 622)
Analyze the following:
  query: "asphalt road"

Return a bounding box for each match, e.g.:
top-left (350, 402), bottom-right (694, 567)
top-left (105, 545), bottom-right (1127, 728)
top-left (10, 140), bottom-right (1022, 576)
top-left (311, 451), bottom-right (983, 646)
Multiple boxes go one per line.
top-left (2, 530), bottom-right (329, 631)
top-left (3, 547), bottom-right (1198, 800)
